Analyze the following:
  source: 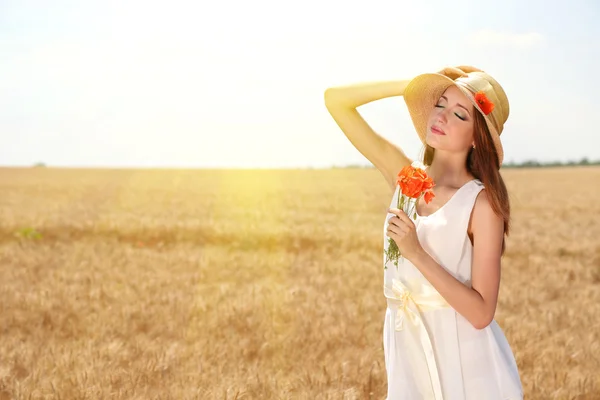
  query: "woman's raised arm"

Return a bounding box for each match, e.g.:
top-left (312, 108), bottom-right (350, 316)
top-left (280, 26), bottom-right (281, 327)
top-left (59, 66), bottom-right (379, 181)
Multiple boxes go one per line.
top-left (324, 80), bottom-right (413, 191)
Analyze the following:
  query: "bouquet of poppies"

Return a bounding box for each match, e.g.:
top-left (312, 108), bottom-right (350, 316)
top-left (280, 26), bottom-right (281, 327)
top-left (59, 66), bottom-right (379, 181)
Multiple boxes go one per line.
top-left (384, 163), bottom-right (436, 269)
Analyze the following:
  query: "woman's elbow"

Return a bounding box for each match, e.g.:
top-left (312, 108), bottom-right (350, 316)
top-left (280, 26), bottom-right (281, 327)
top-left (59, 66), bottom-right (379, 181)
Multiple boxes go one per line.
top-left (472, 319), bottom-right (491, 330)
top-left (324, 87), bottom-right (350, 109)
top-left (471, 313), bottom-right (495, 330)
top-left (324, 87), bottom-right (339, 106)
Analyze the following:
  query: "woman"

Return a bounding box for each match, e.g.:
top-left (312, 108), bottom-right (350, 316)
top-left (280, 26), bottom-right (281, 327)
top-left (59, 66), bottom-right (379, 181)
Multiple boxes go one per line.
top-left (324, 66), bottom-right (523, 399)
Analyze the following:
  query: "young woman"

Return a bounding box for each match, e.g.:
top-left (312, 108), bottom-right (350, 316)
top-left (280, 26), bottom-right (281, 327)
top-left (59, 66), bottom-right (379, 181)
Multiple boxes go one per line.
top-left (324, 66), bottom-right (523, 400)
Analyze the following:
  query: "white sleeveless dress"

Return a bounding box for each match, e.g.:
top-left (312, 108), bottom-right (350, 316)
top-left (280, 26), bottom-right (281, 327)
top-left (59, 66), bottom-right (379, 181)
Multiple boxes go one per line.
top-left (382, 167), bottom-right (524, 400)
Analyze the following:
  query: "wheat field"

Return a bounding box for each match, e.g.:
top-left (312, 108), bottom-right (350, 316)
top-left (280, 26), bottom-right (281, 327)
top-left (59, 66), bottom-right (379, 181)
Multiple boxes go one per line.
top-left (0, 166), bottom-right (598, 400)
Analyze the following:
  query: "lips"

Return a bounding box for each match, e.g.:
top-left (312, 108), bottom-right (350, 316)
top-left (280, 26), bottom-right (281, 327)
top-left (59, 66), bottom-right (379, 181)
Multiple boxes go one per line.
top-left (431, 126), bottom-right (446, 135)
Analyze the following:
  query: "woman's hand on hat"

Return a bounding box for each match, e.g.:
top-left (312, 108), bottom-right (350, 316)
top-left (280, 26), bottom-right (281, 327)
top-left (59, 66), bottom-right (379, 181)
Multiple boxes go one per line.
top-left (454, 65), bottom-right (484, 74)
top-left (386, 208), bottom-right (424, 262)
top-left (436, 65), bottom-right (484, 80)
top-left (436, 66), bottom-right (468, 80)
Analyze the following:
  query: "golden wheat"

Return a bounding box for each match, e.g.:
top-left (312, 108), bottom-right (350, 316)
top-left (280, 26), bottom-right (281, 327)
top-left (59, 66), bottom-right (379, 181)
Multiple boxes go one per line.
top-left (0, 166), bottom-right (598, 400)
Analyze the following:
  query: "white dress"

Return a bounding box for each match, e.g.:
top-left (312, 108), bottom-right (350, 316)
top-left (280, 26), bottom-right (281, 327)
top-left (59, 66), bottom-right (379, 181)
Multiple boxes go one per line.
top-left (382, 166), bottom-right (524, 400)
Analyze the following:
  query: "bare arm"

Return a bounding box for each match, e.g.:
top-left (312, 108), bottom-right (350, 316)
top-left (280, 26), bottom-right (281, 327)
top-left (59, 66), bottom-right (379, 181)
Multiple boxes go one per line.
top-left (411, 190), bottom-right (503, 329)
top-left (324, 80), bottom-right (413, 191)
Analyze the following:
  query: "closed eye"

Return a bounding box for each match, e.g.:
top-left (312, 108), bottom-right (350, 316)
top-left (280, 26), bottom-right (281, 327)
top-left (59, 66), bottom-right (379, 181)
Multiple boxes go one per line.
top-left (436, 104), bottom-right (467, 121)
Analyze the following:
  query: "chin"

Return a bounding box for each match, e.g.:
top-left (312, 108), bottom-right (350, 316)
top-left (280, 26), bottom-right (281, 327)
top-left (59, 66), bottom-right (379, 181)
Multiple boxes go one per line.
top-left (425, 134), bottom-right (440, 148)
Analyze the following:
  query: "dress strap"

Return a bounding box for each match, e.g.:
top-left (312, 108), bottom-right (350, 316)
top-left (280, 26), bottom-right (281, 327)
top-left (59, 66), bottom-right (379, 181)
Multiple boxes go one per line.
top-left (454, 180), bottom-right (485, 248)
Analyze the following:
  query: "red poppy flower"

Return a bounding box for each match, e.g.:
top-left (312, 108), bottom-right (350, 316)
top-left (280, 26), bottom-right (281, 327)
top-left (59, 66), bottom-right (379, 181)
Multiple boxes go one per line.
top-left (474, 91), bottom-right (495, 115)
top-left (385, 165), bottom-right (436, 269)
top-left (423, 190), bottom-right (435, 204)
top-left (396, 166), bottom-right (435, 200)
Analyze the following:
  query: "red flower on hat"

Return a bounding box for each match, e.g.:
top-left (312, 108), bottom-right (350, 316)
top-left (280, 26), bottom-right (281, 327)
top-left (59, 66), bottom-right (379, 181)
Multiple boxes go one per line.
top-left (474, 91), bottom-right (495, 115)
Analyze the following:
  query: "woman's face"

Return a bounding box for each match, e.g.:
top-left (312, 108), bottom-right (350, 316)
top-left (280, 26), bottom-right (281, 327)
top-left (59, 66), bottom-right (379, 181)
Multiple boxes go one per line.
top-left (425, 85), bottom-right (475, 153)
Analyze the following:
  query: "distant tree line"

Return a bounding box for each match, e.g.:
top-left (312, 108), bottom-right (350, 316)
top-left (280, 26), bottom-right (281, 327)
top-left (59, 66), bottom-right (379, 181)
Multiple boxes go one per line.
top-left (501, 157), bottom-right (599, 168)
top-left (334, 157), bottom-right (600, 169)
top-left (32, 158), bottom-right (599, 170)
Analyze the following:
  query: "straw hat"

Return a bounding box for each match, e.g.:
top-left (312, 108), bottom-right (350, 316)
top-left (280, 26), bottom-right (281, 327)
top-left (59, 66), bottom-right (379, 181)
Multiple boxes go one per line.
top-left (403, 66), bottom-right (510, 166)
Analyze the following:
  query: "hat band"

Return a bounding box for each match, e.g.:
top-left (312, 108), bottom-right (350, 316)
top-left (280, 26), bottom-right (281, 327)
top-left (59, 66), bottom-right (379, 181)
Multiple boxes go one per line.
top-left (455, 79), bottom-right (501, 135)
top-left (455, 79), bottom-right (480, 95)
top-left (456, 80), bottom-right (487, 114)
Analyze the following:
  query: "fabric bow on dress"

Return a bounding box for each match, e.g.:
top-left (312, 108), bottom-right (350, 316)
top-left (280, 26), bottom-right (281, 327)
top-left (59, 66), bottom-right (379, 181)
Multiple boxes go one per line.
top-left (384, 279), bottom-right (451, 400)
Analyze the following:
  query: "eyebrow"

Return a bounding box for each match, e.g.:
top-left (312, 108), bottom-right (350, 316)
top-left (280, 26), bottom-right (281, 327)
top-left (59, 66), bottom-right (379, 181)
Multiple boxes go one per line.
top-left (440, 95), bottom-right (472, 117)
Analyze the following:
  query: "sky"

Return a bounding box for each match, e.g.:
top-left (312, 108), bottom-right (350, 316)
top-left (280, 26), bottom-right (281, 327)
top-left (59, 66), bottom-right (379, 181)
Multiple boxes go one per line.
top-left (1, 0), bottom-right (599, 168)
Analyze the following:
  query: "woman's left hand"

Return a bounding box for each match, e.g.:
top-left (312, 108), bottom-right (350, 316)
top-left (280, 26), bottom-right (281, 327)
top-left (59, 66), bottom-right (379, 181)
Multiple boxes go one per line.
top-left (386, 208), bottom-right (424, 262)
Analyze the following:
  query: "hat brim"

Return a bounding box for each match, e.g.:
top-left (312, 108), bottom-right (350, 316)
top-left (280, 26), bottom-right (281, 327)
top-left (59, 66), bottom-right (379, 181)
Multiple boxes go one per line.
top-left (403, 73), bottom-right (504, 166)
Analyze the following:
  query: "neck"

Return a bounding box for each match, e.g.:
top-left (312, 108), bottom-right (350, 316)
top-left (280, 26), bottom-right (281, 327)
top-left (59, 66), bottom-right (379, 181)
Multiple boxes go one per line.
top-left (426, 150), bottom-right (473, 186)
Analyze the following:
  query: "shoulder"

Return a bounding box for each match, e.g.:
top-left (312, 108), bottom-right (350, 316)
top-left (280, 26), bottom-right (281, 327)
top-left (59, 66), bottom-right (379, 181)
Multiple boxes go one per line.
top-left (471, 188), bottom-right (503, 236)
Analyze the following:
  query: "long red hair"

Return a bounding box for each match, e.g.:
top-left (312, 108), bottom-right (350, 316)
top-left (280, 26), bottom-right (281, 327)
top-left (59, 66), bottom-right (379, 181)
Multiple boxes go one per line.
top-left (423, 110), bottom-right (511, 254)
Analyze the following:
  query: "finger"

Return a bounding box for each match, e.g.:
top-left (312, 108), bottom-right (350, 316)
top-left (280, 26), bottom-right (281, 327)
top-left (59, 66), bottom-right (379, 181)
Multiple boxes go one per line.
top-left (387, 223), bottom-right (401, 236)
top-left (437, 66), bottom-right (467, 80)
top-left (387, 229), bottom-right (402, 243)
top-left (388, 232), bottom-right (400, 244)
top-left (394, 210), bottom-right (415, 227)
top-left (388, 214), bottom-right (411, 233)
top-left (389, 217), bottom-right (409, 234)
top-left (455, 65), bottom-right (483, 74)
top-left (388, 215), bottom-right (404, 229)
top-left (388, 220), bottom-right (409, 236)
top-left (392, 222), bottom-right (409, 236)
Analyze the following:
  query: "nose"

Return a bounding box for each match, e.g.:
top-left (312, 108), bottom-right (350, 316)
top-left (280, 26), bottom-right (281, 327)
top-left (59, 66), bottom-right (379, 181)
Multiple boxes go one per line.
top-left (437, 108), bottom-right (449, 124)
